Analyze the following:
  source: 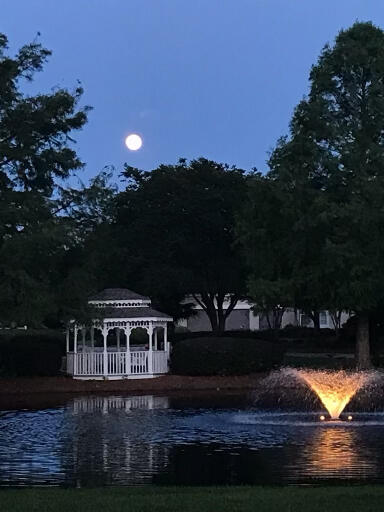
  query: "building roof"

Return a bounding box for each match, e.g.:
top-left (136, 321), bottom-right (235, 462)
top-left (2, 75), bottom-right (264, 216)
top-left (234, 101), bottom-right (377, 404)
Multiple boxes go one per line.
top-left (96, 306), bottom-right (172, 320)
top-left (89, 288), bottom-right (150, 301)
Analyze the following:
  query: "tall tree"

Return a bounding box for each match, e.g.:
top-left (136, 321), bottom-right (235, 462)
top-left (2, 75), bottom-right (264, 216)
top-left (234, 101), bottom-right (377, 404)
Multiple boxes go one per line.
top-left (114, 158), bottom-right (248, 332)
top-left (0, 34), bottom-right (90, 326)
top-left (251, 22), bottom-right (384, 367)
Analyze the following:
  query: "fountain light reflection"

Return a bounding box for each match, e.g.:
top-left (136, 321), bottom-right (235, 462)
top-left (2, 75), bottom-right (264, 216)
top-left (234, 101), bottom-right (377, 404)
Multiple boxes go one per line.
top-left (294, 427), bottom-right (377, 479)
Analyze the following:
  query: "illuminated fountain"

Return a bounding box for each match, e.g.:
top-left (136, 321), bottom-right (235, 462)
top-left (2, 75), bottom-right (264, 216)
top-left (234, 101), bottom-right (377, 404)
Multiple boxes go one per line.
top-left (261, 368), bottom-right (379, 421)
top-left (287, 369), bottom-right (377, 420)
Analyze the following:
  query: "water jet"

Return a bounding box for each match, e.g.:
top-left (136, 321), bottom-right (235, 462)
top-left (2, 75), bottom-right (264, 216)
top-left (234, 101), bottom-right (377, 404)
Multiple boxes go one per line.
top-left (290, 369), bottom-right (376, 419)
top-left (262, 368), bottom-right (379, 420)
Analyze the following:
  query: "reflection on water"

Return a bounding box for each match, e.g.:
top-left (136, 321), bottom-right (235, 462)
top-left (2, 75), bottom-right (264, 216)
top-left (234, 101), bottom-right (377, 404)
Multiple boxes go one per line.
top-left (71, 395), bottom-right (170, 414)
top-left (1, 395), bottom-right (384, 486)
top-left (69, 396), bottom-right (171, 486)
top-left (291, 427), bottom-right (377, 480)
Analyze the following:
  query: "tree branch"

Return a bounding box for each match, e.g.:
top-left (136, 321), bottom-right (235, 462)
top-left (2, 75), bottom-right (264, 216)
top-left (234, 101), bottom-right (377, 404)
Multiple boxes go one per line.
top-left (224, 294), bottom-right (239, 319)
top-left (192, 293), bottom-right (208, 313)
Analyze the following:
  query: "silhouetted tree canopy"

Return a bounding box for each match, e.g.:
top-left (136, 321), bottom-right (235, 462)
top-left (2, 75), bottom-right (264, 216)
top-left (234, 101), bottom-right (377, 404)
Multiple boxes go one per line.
top-left (239, 22), bottom-right (384, 366)
top-left (111, 158), bottom-right (249, 332)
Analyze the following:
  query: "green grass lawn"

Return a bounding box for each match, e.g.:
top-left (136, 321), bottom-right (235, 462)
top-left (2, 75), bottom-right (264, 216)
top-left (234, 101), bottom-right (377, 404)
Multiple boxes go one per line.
top-left (2, 486), bottom-right (384, 512)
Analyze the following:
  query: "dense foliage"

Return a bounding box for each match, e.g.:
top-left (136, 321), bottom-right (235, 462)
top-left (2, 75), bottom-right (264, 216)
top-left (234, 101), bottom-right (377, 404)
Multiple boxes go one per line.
top-left (172, 327), bottom-right (336, 343)
top-left (170, 337), bottom-right (284, 375)
top-left (0, 331), bottom-right (65, 376)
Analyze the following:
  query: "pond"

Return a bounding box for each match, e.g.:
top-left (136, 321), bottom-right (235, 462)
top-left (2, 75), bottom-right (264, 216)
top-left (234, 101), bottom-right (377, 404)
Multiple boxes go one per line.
top-left (1, 392), bottom-right (384, 486)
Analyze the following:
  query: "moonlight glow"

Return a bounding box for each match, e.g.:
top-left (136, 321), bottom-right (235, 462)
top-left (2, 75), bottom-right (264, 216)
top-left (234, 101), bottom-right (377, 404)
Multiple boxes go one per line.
top-left (125, 133), bottom-right (142, 151)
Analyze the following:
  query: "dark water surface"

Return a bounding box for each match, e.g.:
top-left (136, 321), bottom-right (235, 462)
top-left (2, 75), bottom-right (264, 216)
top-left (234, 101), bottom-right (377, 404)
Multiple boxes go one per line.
top-left (1, 393), bottom-right (384, 486)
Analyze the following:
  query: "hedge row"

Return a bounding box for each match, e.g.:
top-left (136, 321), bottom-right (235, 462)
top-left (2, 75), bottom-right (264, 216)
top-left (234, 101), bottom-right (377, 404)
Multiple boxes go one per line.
top-left (170, 337), bottom-right (285, 376)
top-left (172, 327), bottom-right (336, 343)
top-left (0, 331), bottom-right (65, 377)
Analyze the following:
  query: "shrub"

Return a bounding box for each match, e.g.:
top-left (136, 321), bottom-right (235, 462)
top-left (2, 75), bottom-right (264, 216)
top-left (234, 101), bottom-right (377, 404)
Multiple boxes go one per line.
top-left (171, 329), bottom-right (279, 344)
top-left (281, 326), bottom-right (335, 339)
top-left (0, 331), bottom-right (65, 377)
top-left (170, 327), bottom-right (336, 344)
top-left (170, 337), bottom-right (285, 376)
top-left (282, 353), bottom-right (355, 369)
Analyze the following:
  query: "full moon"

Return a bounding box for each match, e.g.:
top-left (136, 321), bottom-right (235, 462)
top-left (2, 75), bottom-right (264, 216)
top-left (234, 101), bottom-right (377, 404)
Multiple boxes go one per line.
top-left (125, 133), bottom-right (142, 151)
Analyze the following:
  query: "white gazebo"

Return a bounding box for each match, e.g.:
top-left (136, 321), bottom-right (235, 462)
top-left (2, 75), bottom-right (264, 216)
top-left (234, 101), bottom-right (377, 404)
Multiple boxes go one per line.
top-left (66, 288), bottom-right (173, 380)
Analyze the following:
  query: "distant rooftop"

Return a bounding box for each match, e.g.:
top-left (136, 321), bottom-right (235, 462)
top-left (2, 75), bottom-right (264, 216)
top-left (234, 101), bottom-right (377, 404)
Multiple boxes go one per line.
top-left (89, 288), bottom-right (150, 302)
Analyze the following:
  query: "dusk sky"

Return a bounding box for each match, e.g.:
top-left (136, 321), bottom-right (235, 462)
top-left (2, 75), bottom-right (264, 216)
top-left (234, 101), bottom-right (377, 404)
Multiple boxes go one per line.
top-left (3, 0), bottom-right (384, 184)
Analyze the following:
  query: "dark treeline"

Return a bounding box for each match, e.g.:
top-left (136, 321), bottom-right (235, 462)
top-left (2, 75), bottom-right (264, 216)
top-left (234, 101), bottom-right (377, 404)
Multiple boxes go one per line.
top-left (1, 22), bottom-right (384, 368)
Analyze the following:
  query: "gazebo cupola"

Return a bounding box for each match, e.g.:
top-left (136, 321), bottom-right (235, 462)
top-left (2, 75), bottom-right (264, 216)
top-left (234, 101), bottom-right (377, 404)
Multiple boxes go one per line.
top-left (66, 288), bottom-right (173, 380)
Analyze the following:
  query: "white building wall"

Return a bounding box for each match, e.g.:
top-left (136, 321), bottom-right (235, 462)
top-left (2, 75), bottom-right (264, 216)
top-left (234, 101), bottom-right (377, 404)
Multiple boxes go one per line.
top-left (176, 296), bottom-right (351, 332)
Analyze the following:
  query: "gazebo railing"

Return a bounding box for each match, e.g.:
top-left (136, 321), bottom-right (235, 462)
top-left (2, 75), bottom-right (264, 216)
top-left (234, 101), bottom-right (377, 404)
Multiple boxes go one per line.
top-left (67, 350), bottom-right (168, 377)
top-left (152, 351), bottom-right (168, 374)
top-left (108, 352), bottom-right (126, 374)
top-left (131, 351), bottom-right (148, 374)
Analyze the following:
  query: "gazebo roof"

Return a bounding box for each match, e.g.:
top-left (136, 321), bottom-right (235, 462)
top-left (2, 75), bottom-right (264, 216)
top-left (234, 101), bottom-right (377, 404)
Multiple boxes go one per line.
top-left (89, 288), bottom-right (150, 302)
top-left (98, 306), bottom-right (172, 320)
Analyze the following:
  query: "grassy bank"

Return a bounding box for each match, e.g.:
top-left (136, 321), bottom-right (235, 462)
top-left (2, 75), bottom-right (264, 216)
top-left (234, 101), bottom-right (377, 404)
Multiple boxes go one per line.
top-left (1, 486), bottom-right (383, 512)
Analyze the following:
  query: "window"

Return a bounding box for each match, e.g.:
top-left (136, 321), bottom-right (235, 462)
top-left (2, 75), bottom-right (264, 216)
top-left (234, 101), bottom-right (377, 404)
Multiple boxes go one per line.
top-left (319, 311), bottom-right (328, 326)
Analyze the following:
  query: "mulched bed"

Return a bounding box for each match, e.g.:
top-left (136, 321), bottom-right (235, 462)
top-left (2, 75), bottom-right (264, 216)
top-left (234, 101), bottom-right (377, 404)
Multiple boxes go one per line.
top-left (0, 374), bottom-right (264, 410)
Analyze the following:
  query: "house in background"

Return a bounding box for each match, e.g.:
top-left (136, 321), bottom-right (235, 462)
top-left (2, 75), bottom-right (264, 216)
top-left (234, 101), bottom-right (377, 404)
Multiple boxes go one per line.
top-left (177, 297), bottom-right (260, 331)
top-left (176, 296), bottom-right (350, 332)
top-left (298, 311), bottom-right (350, 330)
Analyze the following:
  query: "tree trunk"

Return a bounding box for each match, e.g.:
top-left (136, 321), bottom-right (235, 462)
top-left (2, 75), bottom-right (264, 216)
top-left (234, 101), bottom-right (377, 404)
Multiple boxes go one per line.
top-left (215, 293), bottom-right (226, 334)
top-left (217, 314), bottom-right (226, 333)
top-left (205, 303), bottom-right (219, 333)
top-left (311, 311), bottom-right (320, 331)
top-left (356, 313), bottom-right (371, 369)
top-left (193, 293), bottom-right (239, 335)
top-left (194, 293), bottom-right (218, 332)
top-left (264, 311), bottom-right (272, 330)
top-left (207, 310), bottom-right (219, 332)
top-left (369, 315), bottom-right (378, 365)
top-left (272, 308), bottom-right (284, 330)
top-left (329, 310), bottom-right (342, 336)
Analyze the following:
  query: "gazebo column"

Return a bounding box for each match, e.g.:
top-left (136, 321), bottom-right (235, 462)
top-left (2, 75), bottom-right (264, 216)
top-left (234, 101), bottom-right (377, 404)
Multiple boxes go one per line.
top-left (74, 326), bottom-right (78, 353)
top-left (154, 328), bottom-right (158, 351)
top-left (125, 327), bottom-right (131, 376)
top-left (81, 328), bottom-right (86, 352)
top-left (66, 328), bottom-right (70, 353)
top-left (164, 324), bottom-right (169, 353)
top-left (164, 324), bottom-right (170, 373)
top-left (73, 326), bottom-right (78, 376)
top-left (90, 326), bottom-right (95, 350)
top-left (102, 327), bottom-right (108, 377)
top-left (148, 325), bottom-right (153, 374)
top-left (116, 328), bottom-right (121, 351)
